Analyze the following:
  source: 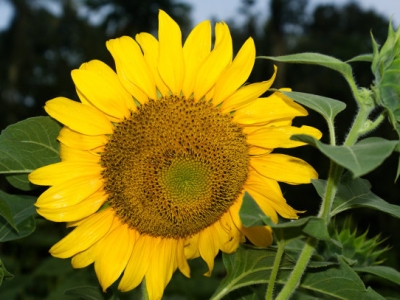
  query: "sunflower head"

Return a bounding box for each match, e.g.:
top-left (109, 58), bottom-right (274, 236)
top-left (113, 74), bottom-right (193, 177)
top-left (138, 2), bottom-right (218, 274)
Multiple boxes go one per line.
top-left (29, 10), bottom-right (321, 300)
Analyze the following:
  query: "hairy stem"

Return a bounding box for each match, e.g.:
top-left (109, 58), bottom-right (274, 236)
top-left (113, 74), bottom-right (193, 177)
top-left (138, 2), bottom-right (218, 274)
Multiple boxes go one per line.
top-left (275, 237), bottom-right (318, 300)
top-left (274, 92), bottom-right (373, 299)
top-left (266, 244), bottom-right (285, 300)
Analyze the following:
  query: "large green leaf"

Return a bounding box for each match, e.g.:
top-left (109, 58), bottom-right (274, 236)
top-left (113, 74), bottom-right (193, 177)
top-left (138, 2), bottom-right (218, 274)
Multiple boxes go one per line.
top-left (331, 173), bottom-right (400, 218)
top-left (354, 265), bottom-right (400, 286)
top-left (260, 53), bottom-right (354, 80)
top-left (292, 135), bottom-right (398, 178)
top-left (211, 247), bottom-right (382, 300)
top-left (210, 246), bottom-right (294, 300)
top-left (282, 91), bottom-right (346, 125)
top-left (0, 190), bottom-right (36, 242)
top-left (0, 116), bottom-right (61, 190)
top-left (297, 256), bottom-right (385, 300)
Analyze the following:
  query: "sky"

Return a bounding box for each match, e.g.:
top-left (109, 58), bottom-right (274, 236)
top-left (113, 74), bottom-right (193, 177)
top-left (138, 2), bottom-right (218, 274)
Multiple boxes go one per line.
top-left (184, 0), bottom-right (399, 26)
top-left (0, 0), bottom-right (398, 30)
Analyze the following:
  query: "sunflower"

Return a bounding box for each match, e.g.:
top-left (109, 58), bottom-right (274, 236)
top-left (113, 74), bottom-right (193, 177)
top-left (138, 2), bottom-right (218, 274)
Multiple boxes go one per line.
top-left (29, 10), bottom-right (321, 300)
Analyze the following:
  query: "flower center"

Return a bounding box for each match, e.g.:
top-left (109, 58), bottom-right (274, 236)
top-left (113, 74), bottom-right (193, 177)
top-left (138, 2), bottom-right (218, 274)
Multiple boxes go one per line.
top-left (101, 95), bottom-right (249, 238)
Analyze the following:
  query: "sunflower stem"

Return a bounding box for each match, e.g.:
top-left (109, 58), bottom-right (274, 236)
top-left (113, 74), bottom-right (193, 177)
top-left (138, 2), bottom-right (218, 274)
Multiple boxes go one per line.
top-left (275, 89), bottom-right (373, 299)
top-left (265, 243), bottom-right (285, 300)
top-left (275, 237), bottom-right (318, 300)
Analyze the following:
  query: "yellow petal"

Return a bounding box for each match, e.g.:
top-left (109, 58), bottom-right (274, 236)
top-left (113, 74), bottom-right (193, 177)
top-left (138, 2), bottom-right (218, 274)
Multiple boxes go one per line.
top-left (193, 22), bottom-right (232, 100)
top-left (71, 70), bottom-right (131, 120)
top-left (199, 227), bottom-right (219, 276)
top-left (213, 37), bottom-right (255, 106)
top-left (215, 211), bottom-right (242, 253)
top-left (135, 32), bottom-right (170, 96)
top-left (58, 127), bottom-right (108, 151)
top-left (118, 235), bottom-right (160, 292)
top-left (146, 238), bottom-right (178, 300)
top-left (37, 189), bottom-right (107, 222)
top-left (106, 36), bottom-right (157, 100)
top-left (221, 66), bottom-right (276, 113)
top-left (233, 92), bottom-right (308, 126)
top-left (241, 225), bottom-right (273, 248)
top-left (251, 154), bottom-right (318, 185)
top-left (182, 20), bottom-right (212, 98)
top-left (158, 10), bottom-right (184, 95)
top-left (71, 243), bottom-right (95, 268)
top-left (78, 60), bottom-right (136, 113)
top-left (35, 175), bottom-right (103, 208)
top-left (95, 223), bottom-right (135, 291)
top-left (29, 161), bottom-right (102, 186)
top-left (183, 233), bottom-right (200, 259)
top-left (229, 197), bottom-right (273, 247)
top-left (50, 208), bottom-right (114, 258)
top-left (60, 143), bottom-right (101, 162)
top-left (176, 239), bottom-right (190, 278)
top-left (45, 97), bottom-right (113, 135)
top-left (246, 125), bottom-right (322, 149)
top-left (245, 169), bottom-right (302, 219)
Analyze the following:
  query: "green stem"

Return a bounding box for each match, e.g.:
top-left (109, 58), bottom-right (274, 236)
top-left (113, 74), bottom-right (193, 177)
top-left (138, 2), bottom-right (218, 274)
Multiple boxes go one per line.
top-left (318, 161), bottom-right (343, 222)
top-left (343, 105), bottom-right (373, 146)
top-left (275, 237), bottom-right (318, 300)
top-left (265, 243), bottom-right (285, 300)
top-left (275, 97), bottom-right (373, 299)
top-left (358, 112), bottom-right (386, 136)
top-left (327, 119), bottom-right (337, 145)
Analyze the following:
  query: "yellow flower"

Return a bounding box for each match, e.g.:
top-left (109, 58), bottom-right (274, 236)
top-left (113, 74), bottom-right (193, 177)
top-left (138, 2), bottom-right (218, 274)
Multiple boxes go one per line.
top-left (29, 10), bottom-right (321, 300)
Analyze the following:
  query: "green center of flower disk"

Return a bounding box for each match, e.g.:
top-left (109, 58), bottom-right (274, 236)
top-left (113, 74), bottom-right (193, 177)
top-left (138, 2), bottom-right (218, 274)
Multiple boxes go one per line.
top-left (101, 95), bottom-right (249, 239)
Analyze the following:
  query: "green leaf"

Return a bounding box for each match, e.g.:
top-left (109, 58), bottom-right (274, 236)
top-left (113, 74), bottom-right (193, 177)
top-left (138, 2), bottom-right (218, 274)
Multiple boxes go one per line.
top-left (354, 265), bottom-right (400, 285)
top-left (210, 246), bottom-right (295, 300)
top-left (0, 196), bottom-right (17, 231)
top-left (239, 192), bottom-right (267, 228)
top-left (346, 54), bottom-right (373, 63)
top-left (212, 248), bottom-right (380, 300)
top-left (0, 259), bottom-right (13, 286)
top-left (292, 135), bottom-right (398, 178)
top-left (223, 286), bottom-right (262, 300)
top-left (0, 116), bottom-right (61, 190)
top-left (239, 193), bottom-right (331, 242)
top-left (330, 172), bottom-right (400, 218)
top-left (260, 53), bottom-right (354, 80)
top-left (0, 190), bottom-right (36, 242)
top-left (64, 286), bottom-right (113, 300)
top-left (298, 256), bottom-right (385, 300)
top-left (282, 91), bottom-right (346, 126)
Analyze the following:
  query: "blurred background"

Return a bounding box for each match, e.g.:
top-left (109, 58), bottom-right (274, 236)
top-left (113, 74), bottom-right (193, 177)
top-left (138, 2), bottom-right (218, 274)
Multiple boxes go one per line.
top-left (0, 0), bottom-right (399, 299)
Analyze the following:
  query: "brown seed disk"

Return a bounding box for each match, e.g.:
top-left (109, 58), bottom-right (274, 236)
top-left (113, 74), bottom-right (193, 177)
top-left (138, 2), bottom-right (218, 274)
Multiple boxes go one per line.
top-left (101, 95), bottom-right (249, 238)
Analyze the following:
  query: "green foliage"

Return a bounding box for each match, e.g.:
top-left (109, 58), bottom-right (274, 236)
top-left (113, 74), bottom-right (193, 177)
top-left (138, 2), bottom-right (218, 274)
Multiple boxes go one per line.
top-left (210, 246), bottom-right (295, 300)
top-left (0, 1), bottom-right (399, 300)
top-left (64, 286), bottom-right (116, 300)
top-left (354, 266), bottom-right (400, 286)
top-left (292, 135), bottom-right (398, 178)
top-left (0, 190), bottom-right (36, 242)
top-left (0, 117), bottom-right (61, 190)
top-left (0, 259), bottom-right (13, 286)
top-left (329, 172), bottom-right (400, 218)
top-left (261, 53), bottom-right (354, 82)
top-left (211, 245), bottom-right (384, 300)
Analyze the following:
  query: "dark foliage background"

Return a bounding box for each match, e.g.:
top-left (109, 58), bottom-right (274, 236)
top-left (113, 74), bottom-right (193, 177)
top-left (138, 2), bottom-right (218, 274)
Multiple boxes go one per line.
top-left (0, 0), bottom-right (399, 298)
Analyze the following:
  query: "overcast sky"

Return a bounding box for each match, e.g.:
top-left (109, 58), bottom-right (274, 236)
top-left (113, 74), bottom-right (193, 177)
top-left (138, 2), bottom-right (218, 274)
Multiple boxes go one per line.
top-left (185, 0), bottom-right (399, 26)
top-left (0, 0), bottom-right (398, 30)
